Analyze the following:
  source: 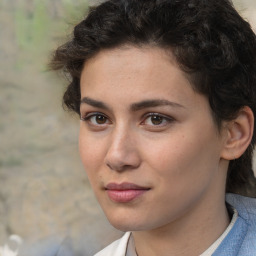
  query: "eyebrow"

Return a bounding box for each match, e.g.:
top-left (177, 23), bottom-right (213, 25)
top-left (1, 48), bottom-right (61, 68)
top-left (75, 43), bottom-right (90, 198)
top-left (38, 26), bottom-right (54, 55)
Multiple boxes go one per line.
top-left (80, 97), bottom-right (185, 111)
top-left (130, 99), bottom-right (185, 111)
top-left (80, 97), bottom-right (110, 110)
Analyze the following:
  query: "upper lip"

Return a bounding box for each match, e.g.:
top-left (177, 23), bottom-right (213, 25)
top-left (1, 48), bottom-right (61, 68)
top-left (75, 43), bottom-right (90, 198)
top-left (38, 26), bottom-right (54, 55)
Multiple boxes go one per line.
top-left (105, 182), bottom-right (150, 190)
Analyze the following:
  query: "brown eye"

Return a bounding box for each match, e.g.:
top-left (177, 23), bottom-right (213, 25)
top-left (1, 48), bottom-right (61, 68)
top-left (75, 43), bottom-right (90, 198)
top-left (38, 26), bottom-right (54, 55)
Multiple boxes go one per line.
top-left (150, 115), bottom-right (163, 125)
top-left (95, 115), bottom-right (107, 124)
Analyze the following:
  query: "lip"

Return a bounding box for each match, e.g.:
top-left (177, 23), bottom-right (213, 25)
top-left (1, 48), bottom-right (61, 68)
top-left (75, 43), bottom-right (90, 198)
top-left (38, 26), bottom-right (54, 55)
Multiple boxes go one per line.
top-left (105, 182), bottom-right (150, 203)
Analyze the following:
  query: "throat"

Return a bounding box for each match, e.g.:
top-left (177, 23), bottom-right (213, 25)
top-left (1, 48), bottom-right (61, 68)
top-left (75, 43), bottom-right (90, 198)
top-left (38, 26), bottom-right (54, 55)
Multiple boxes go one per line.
top-left (130, 206), bottom-right (230, 256)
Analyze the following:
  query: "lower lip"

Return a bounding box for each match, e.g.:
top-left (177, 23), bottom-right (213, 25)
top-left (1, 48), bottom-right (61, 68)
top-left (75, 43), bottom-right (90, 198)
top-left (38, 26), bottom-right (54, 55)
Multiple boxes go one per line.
top-left (106, 189), bottom-right (148, 203)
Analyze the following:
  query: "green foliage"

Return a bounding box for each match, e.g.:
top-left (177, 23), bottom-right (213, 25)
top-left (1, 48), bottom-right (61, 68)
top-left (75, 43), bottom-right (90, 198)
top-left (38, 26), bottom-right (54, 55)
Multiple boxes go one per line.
top-left (15, 1), bottom-right (49, 52)
top-left (62, 0), bottom-right (88, 24)
top-left (32, 0), bottom-right (51, 47)
top-left (0, 157), bottom-right (23, 167)
top-left (14, 0), bottom-right (88, 69)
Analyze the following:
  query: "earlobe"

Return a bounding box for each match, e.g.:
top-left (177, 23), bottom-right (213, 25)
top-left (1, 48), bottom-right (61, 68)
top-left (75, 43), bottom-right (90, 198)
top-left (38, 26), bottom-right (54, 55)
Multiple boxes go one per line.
top-left (221, 106), bottom-right (254, 160)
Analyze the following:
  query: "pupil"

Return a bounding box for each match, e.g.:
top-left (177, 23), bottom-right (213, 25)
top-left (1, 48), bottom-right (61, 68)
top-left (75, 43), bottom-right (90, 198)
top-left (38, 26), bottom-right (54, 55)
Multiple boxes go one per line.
top-left (151, 115), bottom-right (162, 125)
top-left (96, 115), bottom-right (106, 124)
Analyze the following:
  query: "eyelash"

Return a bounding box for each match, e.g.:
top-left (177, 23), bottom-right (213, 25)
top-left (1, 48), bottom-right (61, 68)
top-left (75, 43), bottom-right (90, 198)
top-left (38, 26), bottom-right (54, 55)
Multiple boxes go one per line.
top-left (80, 112), bottom-right (174, 128)
top-left (80, 112), bottom-right (111, 125)
top-left (142, 113), bottom-right (174, 127)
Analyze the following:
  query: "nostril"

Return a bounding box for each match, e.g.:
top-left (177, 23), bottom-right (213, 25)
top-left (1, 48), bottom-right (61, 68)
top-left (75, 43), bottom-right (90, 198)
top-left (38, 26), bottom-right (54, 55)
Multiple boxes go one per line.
top-left (106, 162), bottom-right (114, 170)
top-left (105, 158), bottom-right (140, 172)
top-left (106, 161), bottom-right (129, 172)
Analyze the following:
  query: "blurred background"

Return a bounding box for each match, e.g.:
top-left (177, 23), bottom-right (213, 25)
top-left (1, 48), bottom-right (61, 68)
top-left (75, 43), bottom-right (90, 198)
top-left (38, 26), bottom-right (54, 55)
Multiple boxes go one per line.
top-left (0, 0), bottom-right (255, 255)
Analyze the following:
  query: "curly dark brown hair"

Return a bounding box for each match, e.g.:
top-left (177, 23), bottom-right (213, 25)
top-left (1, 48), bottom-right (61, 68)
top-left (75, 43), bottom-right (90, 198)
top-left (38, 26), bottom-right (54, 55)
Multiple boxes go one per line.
top-left (50, 0), bottom-right (256, 196)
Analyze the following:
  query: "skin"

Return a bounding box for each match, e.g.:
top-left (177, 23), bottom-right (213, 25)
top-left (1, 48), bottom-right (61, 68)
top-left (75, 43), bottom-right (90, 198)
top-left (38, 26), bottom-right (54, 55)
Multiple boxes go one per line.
top-left (79, 46), bottom-right (246, 256)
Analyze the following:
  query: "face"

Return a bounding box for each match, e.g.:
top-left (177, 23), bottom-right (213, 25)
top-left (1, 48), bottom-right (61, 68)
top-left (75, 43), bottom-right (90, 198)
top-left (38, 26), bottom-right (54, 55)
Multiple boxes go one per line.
top-left (79, 46), bottom-right (228, 232)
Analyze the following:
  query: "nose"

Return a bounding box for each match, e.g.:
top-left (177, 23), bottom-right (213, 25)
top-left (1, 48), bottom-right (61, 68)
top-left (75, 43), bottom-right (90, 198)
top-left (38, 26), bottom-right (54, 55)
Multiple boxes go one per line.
top-left (104, 127), bottom-right (141, 172)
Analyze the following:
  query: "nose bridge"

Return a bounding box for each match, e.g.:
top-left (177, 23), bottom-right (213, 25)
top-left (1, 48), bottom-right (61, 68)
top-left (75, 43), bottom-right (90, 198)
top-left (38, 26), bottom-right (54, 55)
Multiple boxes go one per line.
top-left (111, 122), bottom-right (130, 149)
top-left (105, 122), bottom-right (140, 171)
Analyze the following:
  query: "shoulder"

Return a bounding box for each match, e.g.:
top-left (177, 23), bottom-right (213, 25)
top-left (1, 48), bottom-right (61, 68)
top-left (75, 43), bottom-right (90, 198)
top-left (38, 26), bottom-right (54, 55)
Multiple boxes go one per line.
top-left (226, 193), bottom-right (256, 224)
top-left (94, 232), bottom-right (131, 256)
top-left (225, 193), bottom-right (256, 255)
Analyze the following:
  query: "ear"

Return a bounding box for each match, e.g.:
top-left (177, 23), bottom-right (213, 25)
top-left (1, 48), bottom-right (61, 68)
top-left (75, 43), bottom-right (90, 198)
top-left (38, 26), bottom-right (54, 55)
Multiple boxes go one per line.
top-left (221, 106), bottom-right (254, 160)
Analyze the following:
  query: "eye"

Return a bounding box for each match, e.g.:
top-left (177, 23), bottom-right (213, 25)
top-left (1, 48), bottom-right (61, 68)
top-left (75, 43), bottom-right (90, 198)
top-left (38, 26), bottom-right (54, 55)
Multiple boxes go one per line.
top-left (81, 112), bottom-right (110, 126)
top-left (142, 113), bottom-right (174, 126)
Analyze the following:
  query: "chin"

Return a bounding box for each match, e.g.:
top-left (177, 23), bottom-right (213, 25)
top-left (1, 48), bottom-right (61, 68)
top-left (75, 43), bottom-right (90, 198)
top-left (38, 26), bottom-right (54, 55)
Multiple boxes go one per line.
top-left (109, 220), bottom-right (146, 232)
top-left (110, 222), bottom-right (134, 232)
top-left (97, 197), bottom-right (156, 231)
top-left (106, 213), bottom-right (136, 231)
top-left (104, 210), bottom-right (151, 232)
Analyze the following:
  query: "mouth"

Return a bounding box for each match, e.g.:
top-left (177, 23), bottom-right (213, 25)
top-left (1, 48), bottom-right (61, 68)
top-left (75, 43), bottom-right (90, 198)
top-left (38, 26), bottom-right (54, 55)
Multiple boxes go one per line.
top-left (105, 182), bottom-right (150, 203)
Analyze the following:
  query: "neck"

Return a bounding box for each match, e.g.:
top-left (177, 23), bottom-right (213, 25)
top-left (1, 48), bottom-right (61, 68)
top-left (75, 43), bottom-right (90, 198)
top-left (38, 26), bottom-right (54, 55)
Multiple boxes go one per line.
top-left (132, 193), bottom-right (230, 256)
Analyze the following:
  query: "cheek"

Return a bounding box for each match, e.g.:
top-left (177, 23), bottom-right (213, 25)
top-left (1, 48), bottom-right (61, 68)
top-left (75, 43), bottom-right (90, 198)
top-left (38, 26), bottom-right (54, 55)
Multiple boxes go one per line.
top-left (144, 128), bottom-right (220, 187)
top-left (144, 133), bottom-right (192, 174)
top-left (79, 129), bottom-right (104, 179)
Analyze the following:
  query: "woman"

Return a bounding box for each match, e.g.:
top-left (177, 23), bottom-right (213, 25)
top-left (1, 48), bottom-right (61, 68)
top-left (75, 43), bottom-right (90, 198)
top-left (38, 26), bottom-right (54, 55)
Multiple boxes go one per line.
top-left (51, 0), bottom-right (256, 255)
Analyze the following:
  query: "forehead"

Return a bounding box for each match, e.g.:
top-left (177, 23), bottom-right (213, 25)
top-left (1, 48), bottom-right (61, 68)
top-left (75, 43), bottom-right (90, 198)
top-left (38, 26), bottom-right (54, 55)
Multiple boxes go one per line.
top-left (80, 46), bottom-right (195, 100)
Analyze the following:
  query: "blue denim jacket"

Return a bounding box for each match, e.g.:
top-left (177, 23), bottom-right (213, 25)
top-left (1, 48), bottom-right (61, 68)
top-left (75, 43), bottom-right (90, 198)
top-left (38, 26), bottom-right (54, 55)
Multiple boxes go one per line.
top-left (213, 194), bottom-right (256, 255)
